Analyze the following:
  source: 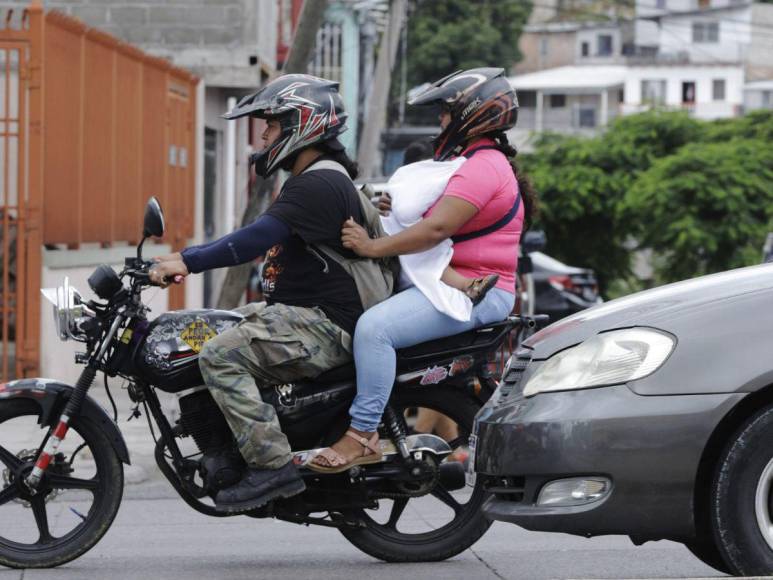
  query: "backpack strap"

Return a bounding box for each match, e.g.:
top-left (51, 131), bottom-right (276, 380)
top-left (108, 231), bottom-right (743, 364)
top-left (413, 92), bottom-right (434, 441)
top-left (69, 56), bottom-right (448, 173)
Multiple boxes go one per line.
top-left (462, 145), bottom-right (499, 158)
top-left (450, 191), bottom-right (521, 244)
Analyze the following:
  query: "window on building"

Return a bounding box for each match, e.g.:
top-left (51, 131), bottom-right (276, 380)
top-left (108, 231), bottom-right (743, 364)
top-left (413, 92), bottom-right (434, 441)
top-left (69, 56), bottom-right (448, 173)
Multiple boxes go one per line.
top-left (619, 88), bottom-right (625, 103)
top-left (698, 0), bottom-right (710, 7)
top-left (682, 81), bottom-right (696, 104)
top-left (519, 90), bottom-right (537, 108)
top-left (762, 91), bottom-right (771, 107)
top-left (656, 0), bottom-right (666, 8)
top-left (578, 108), bottom-right (596, 127)
top-left (693, 22), bottom-right (719, 43)
top-left (550, 94), bottom-right (566, 108)
top-left (641, 79), bottom-right (667, 105)
top-left (597, 34), bottom-right (613, 56)
top-left (539, 36), bottom-right (549, 57)
top-left (712, 79), bottom-right (726, 101)
top-left (581, 41), bottom-right (590, 57)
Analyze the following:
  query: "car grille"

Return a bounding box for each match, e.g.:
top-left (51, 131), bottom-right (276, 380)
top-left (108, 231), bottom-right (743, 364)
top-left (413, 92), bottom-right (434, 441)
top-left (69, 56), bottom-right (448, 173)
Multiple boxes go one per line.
top-left (483, 476), bottom-right (526, 502)
top-left (499, 356), bottom-right (530, 397)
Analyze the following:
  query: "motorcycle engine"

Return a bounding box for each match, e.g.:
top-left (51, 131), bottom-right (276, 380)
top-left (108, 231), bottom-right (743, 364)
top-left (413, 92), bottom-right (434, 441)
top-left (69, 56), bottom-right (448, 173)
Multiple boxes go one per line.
top-left (178, 389), bottom-right (244, 492)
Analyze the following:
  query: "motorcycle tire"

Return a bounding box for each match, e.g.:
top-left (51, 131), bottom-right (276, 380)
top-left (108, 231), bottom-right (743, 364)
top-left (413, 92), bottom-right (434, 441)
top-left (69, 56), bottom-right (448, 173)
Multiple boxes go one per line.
top-left (0, 399), bottom-right (124, 569)
top-left (339, 385), bottom-right (491, 562)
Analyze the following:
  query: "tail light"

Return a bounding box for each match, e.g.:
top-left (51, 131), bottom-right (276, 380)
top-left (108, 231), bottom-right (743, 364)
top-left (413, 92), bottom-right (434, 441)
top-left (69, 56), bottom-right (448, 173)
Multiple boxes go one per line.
top-left (548, 275), bottom-right (576, 292)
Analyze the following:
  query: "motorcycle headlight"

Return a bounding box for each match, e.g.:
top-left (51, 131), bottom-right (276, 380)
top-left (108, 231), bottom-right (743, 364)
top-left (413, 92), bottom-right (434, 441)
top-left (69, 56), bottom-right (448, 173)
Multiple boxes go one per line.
top-left (41, 277), bottom-right (94, 341)
top-left (522, 328), bottom-right (675, 398)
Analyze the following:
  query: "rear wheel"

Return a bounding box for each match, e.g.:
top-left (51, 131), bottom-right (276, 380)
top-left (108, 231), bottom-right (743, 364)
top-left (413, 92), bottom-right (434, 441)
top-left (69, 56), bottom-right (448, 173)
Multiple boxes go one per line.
top-left (339, 386), bottom-right (491, 562)
top-left (0, 400), bottom-right (124, 569)
top-left (710, 405), bottom-right (773, 575)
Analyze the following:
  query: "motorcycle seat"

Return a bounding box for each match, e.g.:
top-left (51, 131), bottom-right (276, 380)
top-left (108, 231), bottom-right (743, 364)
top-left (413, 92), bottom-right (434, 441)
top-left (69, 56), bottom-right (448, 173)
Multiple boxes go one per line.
top-left (314, 319), bottom-right (514, 384)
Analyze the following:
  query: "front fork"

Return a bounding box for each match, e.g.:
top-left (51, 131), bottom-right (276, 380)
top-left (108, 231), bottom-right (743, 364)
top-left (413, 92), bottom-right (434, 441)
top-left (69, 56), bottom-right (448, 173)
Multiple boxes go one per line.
top-left (25, 366), bottom-right (98, 492)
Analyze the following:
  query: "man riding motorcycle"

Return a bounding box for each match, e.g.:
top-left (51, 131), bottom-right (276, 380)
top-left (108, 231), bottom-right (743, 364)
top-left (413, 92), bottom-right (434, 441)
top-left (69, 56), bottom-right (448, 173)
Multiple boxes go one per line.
top-left (150, 74), bottom-right (366, 513)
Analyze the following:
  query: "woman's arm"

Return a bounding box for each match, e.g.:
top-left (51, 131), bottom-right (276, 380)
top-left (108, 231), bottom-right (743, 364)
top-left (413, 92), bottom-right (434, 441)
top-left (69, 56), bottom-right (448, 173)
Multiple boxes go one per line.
top-left (342, 196), bottom-right (478, 258)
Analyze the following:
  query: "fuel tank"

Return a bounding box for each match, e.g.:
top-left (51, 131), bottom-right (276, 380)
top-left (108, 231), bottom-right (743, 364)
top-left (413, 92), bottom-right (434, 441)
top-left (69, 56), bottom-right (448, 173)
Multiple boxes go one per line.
top-left (136, 309), bottom-right (242, 392)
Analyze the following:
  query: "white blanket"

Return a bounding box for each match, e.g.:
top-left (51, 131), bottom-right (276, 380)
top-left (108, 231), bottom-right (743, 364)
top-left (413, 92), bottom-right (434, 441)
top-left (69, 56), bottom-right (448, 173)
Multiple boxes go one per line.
top-left (381, 157), bottom-right (473, 321)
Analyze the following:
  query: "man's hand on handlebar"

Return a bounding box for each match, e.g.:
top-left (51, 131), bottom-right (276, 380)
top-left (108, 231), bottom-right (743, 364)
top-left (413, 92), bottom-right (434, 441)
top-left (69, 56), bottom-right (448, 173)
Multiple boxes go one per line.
top-left (148, 258), bottom-right (189, 288)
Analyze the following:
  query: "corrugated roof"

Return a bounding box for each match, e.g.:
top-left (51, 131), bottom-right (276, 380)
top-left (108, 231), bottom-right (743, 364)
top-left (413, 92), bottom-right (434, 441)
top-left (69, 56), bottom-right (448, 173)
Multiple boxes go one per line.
top-left (508, 66), bottom-right (628, 92)
top-left (745, 80), bottom-right (773, 91)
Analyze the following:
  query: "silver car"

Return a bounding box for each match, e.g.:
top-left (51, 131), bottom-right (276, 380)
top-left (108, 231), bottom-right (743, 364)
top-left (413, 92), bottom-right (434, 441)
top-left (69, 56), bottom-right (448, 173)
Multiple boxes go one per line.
top-left (473, 263), bottom-right (773, 576)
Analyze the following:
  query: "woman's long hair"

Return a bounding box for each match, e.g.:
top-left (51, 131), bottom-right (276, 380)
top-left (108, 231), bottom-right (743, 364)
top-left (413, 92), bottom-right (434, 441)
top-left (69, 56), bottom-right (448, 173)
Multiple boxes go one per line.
top-left (489, 131), bottom-right (538, 231)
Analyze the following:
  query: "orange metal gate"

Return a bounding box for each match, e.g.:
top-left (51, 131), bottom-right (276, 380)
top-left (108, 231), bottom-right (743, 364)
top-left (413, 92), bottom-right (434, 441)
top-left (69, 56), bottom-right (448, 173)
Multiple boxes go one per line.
top-left (0, 6), bottom-right (42, 381)
top-left (0, 3), bottom-right (197, 381)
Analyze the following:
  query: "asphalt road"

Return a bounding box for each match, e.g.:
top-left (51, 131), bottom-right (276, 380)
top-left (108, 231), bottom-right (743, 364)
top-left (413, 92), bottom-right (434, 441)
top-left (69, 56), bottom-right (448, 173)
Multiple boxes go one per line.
top-left (0, 480), bottom-right (724, 580)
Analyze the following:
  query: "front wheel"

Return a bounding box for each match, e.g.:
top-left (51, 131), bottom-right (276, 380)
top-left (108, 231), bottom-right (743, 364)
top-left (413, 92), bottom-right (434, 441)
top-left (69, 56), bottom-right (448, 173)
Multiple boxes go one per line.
top-left (0, 400), bottom-right (124, 569)
top-left (339, 385), bottom-right (491, 562)
top-left (710, 405), bottom-right (773, 576)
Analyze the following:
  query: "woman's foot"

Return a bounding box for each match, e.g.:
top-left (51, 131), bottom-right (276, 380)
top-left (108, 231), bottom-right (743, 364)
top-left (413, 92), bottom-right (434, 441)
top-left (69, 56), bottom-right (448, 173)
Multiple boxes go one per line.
top-left (308, 429), bottom-right (382, 474)
top-left (465, 274), bottom-right (500, 306)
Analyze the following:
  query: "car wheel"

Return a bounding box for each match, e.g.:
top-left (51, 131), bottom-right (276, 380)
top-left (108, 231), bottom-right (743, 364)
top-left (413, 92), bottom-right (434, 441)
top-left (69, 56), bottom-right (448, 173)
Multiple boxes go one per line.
top-left (711, 405), bottom-right (773, 576)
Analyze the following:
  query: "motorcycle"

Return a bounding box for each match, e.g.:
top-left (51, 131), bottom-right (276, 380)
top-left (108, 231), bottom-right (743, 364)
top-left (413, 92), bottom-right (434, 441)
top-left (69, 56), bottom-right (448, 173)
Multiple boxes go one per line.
top-left (0, 198), bottom-right (533, 569)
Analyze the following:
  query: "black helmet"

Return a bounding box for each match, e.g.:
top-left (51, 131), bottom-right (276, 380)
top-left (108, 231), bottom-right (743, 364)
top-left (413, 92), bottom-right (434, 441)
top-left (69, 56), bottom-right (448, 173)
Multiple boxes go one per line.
top-left (223, 74), bottom-right (348, 177)
top-left (409, 67), bottom-right (518, 161)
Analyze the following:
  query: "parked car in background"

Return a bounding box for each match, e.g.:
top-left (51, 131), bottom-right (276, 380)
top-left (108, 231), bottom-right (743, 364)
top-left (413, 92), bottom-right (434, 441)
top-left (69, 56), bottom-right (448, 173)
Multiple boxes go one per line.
top-left (473, 262), bottom-right (773, 576)
top-left (530, 251), bottom-right (601, 321)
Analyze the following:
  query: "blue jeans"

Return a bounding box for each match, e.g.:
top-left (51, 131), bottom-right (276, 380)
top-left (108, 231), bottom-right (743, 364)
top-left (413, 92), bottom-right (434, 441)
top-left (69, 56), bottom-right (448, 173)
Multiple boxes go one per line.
top-left (349, 286), bottom-right (515, 432)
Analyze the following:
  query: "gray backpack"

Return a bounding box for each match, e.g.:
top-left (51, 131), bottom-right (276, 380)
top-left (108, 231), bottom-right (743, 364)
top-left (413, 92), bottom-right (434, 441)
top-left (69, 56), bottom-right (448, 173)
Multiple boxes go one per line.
top-left (304, 160), bottom-right (400, 310)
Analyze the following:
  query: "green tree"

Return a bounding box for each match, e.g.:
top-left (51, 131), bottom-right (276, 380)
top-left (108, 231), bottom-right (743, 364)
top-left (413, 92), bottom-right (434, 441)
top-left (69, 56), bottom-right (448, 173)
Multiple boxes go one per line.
top-left (621, 139), bottom-right (773, 282)
top-left (406, 0), bottom-right (530, 86)
top-left (522, 110), bottom-right (703, 291)
top-left (395, 0), bottom-right (531, 124)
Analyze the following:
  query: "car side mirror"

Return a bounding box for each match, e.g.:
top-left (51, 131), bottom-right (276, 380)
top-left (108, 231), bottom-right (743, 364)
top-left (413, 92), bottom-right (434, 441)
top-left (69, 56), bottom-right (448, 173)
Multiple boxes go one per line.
top-left (522, 230), bottom-right (547, 254)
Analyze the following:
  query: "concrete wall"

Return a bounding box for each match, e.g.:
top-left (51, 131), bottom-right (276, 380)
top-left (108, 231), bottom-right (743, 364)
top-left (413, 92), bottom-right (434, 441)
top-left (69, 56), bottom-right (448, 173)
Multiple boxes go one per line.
top-left (748, 4), bottom-right (773, 81)
top-left (40, 245), bottom-right (171, 383)
top-left (0, 0), bottom-right (277, 86)
top-left (745, 88), bottom-right (773, 110)
top-left (658, 5), bottom-right (752, 64)
top-left (516, 30), bottom-right (577, 74)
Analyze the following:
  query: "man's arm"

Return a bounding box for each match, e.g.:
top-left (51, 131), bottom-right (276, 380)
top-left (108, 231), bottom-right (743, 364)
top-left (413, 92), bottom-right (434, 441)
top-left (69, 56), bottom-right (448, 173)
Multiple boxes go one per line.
top-left (149, 215), bottom-right (291, 286)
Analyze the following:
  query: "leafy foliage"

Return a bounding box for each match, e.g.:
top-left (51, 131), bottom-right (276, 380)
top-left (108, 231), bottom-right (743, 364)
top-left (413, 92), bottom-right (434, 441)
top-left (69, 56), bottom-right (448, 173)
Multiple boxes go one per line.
top-left (394, 0), bottom-right (531, 125)
top-left (405, 0), bottom-right (530, 87)
top-left (523, 110), bottom-right (773, 291)
top-left (622, 139), bottom-right (773, 281)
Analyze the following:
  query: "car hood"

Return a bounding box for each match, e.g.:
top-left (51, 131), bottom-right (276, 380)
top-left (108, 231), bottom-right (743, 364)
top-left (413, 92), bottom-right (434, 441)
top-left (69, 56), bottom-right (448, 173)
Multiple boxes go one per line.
top-left (523, 263), bottom-right (773, 359)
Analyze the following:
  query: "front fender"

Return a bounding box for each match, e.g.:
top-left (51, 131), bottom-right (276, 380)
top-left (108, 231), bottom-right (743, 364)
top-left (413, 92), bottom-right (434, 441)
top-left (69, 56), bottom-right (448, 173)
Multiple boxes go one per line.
top-left (0, 378), bottom-right (131, 465)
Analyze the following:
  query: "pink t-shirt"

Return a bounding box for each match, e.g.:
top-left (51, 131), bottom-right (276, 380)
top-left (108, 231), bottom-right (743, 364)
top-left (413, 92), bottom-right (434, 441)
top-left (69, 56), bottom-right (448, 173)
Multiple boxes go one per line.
top-left (425, 138), bottom-right (522, 295)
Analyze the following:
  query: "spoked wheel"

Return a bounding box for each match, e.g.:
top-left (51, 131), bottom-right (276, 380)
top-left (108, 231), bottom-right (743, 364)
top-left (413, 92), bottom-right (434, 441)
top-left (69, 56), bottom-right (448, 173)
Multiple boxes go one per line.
top-left (0, 400), bottom-right (124, 569)
top-left (339, 385), bottom-right (491, 562)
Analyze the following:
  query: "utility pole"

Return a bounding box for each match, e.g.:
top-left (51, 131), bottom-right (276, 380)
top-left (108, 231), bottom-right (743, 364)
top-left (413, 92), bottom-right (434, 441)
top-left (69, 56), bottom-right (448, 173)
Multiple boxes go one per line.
top-left (356, 0), bottom-right (407, 179)
top-left (216, 0), bottom-right (329, 310)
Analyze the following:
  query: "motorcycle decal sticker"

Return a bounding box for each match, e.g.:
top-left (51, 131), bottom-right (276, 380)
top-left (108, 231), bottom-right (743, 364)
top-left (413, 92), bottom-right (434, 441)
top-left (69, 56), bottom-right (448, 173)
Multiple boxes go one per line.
top-left (449, 355), bottom-right (474, 376)
top-left (420, 365), bottom-right (449, 386)
top-left (180, 320), bottom-right (217, 353)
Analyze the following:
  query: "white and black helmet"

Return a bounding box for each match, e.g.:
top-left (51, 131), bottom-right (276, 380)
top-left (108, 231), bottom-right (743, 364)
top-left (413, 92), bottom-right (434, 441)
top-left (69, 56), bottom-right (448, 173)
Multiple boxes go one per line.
top-left (224, 74), bottom-right (348, 177)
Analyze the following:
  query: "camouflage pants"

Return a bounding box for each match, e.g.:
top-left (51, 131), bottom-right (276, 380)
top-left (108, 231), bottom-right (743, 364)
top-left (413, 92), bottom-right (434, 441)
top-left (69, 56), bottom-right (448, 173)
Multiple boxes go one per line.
top-left (198, 302), bottom-right (352, 470)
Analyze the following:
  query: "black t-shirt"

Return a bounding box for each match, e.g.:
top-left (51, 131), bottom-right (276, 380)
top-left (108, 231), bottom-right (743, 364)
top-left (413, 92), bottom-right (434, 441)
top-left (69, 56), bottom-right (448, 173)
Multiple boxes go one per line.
top-left (263, 165), bottom-right (364, 335)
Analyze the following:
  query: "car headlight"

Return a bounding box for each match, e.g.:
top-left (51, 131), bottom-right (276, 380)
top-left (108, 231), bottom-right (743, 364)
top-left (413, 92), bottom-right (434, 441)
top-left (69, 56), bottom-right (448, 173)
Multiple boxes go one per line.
top-left (522, 328), bottom-right (675, 397)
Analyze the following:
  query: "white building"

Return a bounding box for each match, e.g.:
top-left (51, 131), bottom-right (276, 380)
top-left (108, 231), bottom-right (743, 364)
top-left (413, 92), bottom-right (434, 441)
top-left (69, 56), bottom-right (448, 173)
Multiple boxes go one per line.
top-left (636, 1), bottom-right (773, 81)
top-left (744, 80), bottom-right (773, 110)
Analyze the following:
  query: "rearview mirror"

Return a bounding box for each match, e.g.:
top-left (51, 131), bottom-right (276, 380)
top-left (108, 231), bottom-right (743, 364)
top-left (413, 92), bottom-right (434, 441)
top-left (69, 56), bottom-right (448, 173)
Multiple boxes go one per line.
top-left (522, 230), bottom-right (547, 254)
top-left (143, 197), bottom-right (165, 239)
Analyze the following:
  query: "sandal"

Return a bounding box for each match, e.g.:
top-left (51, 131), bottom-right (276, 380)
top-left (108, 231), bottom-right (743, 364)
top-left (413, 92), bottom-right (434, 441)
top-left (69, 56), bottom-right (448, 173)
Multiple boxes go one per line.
top-left (308, 430), bottom-right (383, 474)
top-left (465, 274), bottom-right (500, 306)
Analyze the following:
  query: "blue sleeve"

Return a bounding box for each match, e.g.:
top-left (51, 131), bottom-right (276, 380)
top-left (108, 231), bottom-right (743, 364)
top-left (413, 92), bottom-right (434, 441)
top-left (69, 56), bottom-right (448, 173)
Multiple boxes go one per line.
top-left (180, 214), bottom-right (291, 274)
